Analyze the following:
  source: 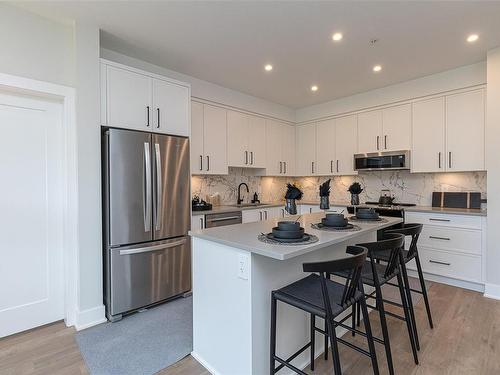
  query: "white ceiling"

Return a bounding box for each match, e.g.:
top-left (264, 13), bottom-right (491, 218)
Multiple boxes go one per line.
top-left (18, 1), bottom-right (500, 108)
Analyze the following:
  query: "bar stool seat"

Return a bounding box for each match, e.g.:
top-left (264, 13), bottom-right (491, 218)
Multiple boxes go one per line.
top-left (335, 261), bottom-right (400, 286)
top-left (274, 274), bottom-right (363, 319)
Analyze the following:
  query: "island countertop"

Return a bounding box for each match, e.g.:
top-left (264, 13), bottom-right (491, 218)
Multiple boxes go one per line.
top-left (189, 212), bottom-right (402, 260)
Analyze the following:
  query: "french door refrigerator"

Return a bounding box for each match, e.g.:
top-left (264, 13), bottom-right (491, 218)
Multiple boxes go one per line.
top-left (102, 128), bottom-right (191, 321)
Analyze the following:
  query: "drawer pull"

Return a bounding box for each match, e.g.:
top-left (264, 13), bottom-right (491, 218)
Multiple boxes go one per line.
top-left (429, 236), bottom-right (451, 241)
top-left (429, 259), bottom-right (451, 266)
top-left (429, 218), bottom-right (451, 222)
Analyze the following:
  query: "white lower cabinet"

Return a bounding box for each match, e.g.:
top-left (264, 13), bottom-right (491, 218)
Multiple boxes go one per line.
top-left (242, 206), bottom-right (285, 223)
top-left (300, 204), bottom-right (323, 214)
top-left (405, 211), bottom-right (484, 285)
top-left (191, 215), bottom-right (205, 230)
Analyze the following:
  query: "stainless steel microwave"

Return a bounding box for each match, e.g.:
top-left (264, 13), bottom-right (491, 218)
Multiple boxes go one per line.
top-left (354, 150), bottom-right (410, 171)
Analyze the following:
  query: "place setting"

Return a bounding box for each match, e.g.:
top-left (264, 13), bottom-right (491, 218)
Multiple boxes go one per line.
top-left (348, 208), bottom-right (388, 223)
top-left (258, 219), bottom-right (319, 245)
top-left (311, 212), bottom-right (361, 232)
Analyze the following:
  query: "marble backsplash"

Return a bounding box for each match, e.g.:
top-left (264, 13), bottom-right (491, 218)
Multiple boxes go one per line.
top-left (191, 168), bottom-right (486, 207)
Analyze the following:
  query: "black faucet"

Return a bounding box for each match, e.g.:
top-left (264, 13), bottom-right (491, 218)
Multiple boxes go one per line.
top-left (237, 183), bottom-right (249, 205)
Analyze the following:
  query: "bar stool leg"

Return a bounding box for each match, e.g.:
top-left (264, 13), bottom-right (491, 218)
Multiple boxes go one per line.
top-left (400, 258), bottom-right (420, 350)
top-left (310, 314), bottom-right (315, 370)
top-left (351, 303), bottom-right (356, 337)
top-left (397, 272), bottom-right (419, 365)
top-left (325, 318), bottom-right (342, 375)
top-left (270, 294), bottom-right (277, 375)
top-left (415, 252), bottom-right (434, 329)
top-left (324, 322), bottom-right (328, 360)
top-left (360, 295), bottom-right (379, 375)
top-left (374, 285), bottom-right (395, 375)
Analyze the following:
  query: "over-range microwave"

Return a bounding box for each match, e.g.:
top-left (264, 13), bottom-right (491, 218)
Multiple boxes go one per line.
top-left (354, 150), bottom-right (410, 171)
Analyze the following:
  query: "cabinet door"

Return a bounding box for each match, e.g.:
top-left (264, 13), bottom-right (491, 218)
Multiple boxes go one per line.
top-left (265, 206), bottom-right (282, 220)
top-left (152, 79), bottom-right (189, 136)
top-left (357, 110), bottom-right (382, 153)
top-left (282, 124), bottom-right (295, 175)
top-left (446, 90), bottom-right (485, 172)
top-left (382, 104), bottom-right (411, 151)
top-left (248, 115), bottom-right (266, 168)
top-left (296, 123), bottom-right (317, 176)
top-left (203, 105), bottom-right (228, 175)
top-left (191, 215), bottom-right (205, 230)
top-left (190, 102), bottom-right (205, 174)
top-left (227, 110), bottom-right (249, 167)
top-left (106, 65), bottom-right (152, 131)
top-left (242, 209), bottom-right (262, 223)
top-left (265, 120), bottom-right (283, 175)
top-left (335, 115), bottom-right (358, 175)
top-left (412, 97), bottom-right (445, 173)
top-left (316, 119), bottom-right (336, 175)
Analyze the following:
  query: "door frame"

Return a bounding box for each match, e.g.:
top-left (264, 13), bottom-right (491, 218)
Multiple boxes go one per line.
top-left (0, 72), bottom-right (78, 328)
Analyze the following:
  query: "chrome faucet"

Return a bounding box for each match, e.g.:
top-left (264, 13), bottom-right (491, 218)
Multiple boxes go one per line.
top-left (237, 183), bottom-right (249, 205)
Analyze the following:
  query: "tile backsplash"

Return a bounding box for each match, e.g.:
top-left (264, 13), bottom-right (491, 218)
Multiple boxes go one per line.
top-left (192, 168), bottom-right (486, 206)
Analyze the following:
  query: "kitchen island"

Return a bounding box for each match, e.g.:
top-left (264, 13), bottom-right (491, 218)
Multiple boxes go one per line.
top-left (189, 212), bottom-right (402, 375)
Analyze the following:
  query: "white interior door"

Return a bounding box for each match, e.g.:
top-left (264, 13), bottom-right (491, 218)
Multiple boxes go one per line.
top-left (0, 92), bottom-right (64, 337)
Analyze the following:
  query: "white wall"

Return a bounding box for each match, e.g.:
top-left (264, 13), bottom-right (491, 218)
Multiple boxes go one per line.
top-left (296, 62), bottom-right (486, 123)
top-left (486, 48), bottom-right (500, 292)
top-left (0, 4), bottom-right (74, 87)
top-left (101, 48), bottom-right (296, 123)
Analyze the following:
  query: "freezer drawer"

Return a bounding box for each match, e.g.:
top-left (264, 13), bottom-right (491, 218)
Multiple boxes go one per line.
top-left (109, 237), bottom-right (191, 318)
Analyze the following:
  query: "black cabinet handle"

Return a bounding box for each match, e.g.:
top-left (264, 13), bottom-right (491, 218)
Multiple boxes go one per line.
top-left (279, 161), bottom-right (283, 174)
top-left (146, 106), bottom-right (150, 127)
top-left (429, 259), bottom-right (451, 266)
top-left (376, 135), bottom-right (380, 150)
top-left (311, 161), bottom-right (315, 174)
top-left (245, 151), bottom-right (248, 165)
top-left (336, 160), bottom-right (339, 173)
top-left (157, 108), bottom-right (160, 128)
top-left (429, 236), bottom-right (451, 241)
top-left (438, 152), bottom-right (441, 169)
top-left (206, 156), bottom-right (210, 171)
top-left (199, 155), bottom-right (203, 171)
top-left (250, 151), bottom-right (253, 165)
top-left (284, 161), bottom-right (287, 174)
top-left (330, 160), bottom-right (333, 173)
top-left (384, 135), bottom-right (387, 149)
top-left (429, 218), bottom-right (450, 222)
top-left (449, 151), bottom-right (452, 169)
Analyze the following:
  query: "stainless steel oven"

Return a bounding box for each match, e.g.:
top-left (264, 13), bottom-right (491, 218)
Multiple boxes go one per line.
top-left (354, 150), bottom-right (410, 171)
top-left (205, 211), bottom-right (242, 228)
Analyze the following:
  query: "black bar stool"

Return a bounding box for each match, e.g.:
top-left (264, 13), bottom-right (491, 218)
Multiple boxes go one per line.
top-left (270, 246), bottom-right (379, 375)
top-left (333, 233), bottom-right (419, 375)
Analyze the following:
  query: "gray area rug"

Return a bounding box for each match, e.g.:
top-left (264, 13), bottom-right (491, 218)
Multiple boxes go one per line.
top-left (76, 296), bottom-right (192, 375)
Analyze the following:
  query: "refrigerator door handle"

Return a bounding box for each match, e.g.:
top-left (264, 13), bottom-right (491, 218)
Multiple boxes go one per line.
top-left (119, 238), bottom-right (187, 256)
top-left (144, 142), bottom-right (152, 232)
top-left (154, 143), bottom-right (162, 231)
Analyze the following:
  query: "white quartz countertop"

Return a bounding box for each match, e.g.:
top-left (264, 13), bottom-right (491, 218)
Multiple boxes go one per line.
top-left (189, 212), bottom-right (403, 260)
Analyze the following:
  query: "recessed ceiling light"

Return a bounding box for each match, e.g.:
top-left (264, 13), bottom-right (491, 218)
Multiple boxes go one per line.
top-left (332, 32), bottom-right (343, 41)
top-left (467, 34), bottom-right (479, 43)
top-left (264, 64), bottom-right (273, 71)
top-left (311, 85), bottom-right (318, 92)
top-left (373, 65), bottom-right (382, 72)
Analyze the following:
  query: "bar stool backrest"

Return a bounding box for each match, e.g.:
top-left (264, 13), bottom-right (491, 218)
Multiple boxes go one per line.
top-left (357, 233), bottom-right (405, 283)
top-left (303, 246), bottom-right (368, 312)
top-left (385, 223), bottom-right (423, 260)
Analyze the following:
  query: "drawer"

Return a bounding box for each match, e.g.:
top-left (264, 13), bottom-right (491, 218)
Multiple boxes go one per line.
top-left (407, 246), bottom-right (481, 283)
top-left (405, 211), bottom-right (482, 230)
top-left (418, 226), bottom-right (481, 255)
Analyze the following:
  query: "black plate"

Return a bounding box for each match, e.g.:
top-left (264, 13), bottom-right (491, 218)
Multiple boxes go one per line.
top-left (351, 215), bottom-right (382, 221)
top-left (266, 233), bottom-right (311, 243)
top-left (272, 227), bottom-right (304, 239)
top-left (316, 223), bottom-right (354, 230)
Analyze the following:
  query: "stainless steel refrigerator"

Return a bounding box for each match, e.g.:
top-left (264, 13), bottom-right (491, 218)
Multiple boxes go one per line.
top-left (102, 128), bottom-right (191, 321)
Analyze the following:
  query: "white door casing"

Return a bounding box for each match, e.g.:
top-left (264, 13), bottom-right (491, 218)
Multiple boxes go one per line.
top-left (0, 92), bottom-right (65, 337)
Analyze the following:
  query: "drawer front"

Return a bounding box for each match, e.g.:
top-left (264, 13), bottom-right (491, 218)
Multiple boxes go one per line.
top-left (408, 246), bottom-right (481, 282)
top-left (418, 226), bottom-right (481, 255)
top-left (405, 211), bottom-right (481, 229)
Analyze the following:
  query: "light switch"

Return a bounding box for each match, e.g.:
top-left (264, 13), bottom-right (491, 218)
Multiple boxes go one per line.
top-left (238, 253), bottom-right (249, 280)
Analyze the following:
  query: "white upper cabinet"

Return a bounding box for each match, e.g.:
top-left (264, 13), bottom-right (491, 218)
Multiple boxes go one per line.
top-left (335, 115), bottom-right (358, 175)
top-left (357, 110), bottom-right (382, 153)
top-left (315, 119), bottom-right (336, 175)
top-left (412, 89), bottom-right (485, 173)
top-left (101, 60), bottom-right (190, 136)
top-left (382, 104), bottom-right (411, 151)
top-left (227, 111), bottom-right (266, 168)
top-left (105, 65), bottom-right (152, 131)
top-left (357, 105), bottom-right (411, 153)
top-left (265, 120), bottom-right (295, 176)
top-left (281, 124), bottom-right (295, 176)
top-left (152, 78), bottom-right (190, 136)
top-left (191, 102), bottom-right (228, 175)
top-left (412, 97), bottom-right (446, 173)
top-left (445, 89), bottom-right (485, 172)
top-left (295, 123), bottom-right (317, 176)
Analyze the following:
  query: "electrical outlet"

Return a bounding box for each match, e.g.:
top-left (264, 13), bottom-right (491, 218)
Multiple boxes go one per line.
top-left (238, 253), bottom-right (249, 280)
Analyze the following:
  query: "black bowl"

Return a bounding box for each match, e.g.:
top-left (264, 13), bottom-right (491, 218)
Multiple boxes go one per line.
top-left (323, 213), bottom-right (347, 224)
top-left (272, 227), bottom-right (304, 239)
top-left (277, 221), bottom-right (301, 231)
top-left (356, 208), bottom-right (379, 219)
top-left (321, 217), bottom-right (348, 227)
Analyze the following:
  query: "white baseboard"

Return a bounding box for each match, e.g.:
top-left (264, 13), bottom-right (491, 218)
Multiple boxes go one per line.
top-left (75, 304), bottom-right (107, 331)
top-left (190, 351), bottom-right (220, 375)
top-left (484, 283), bottom-right (500, 300)
top-left (406, 269), bottom-right (484, 293)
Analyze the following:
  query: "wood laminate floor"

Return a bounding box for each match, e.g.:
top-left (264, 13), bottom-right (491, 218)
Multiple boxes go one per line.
top-left (1, 282), bottom-right (499, 375)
